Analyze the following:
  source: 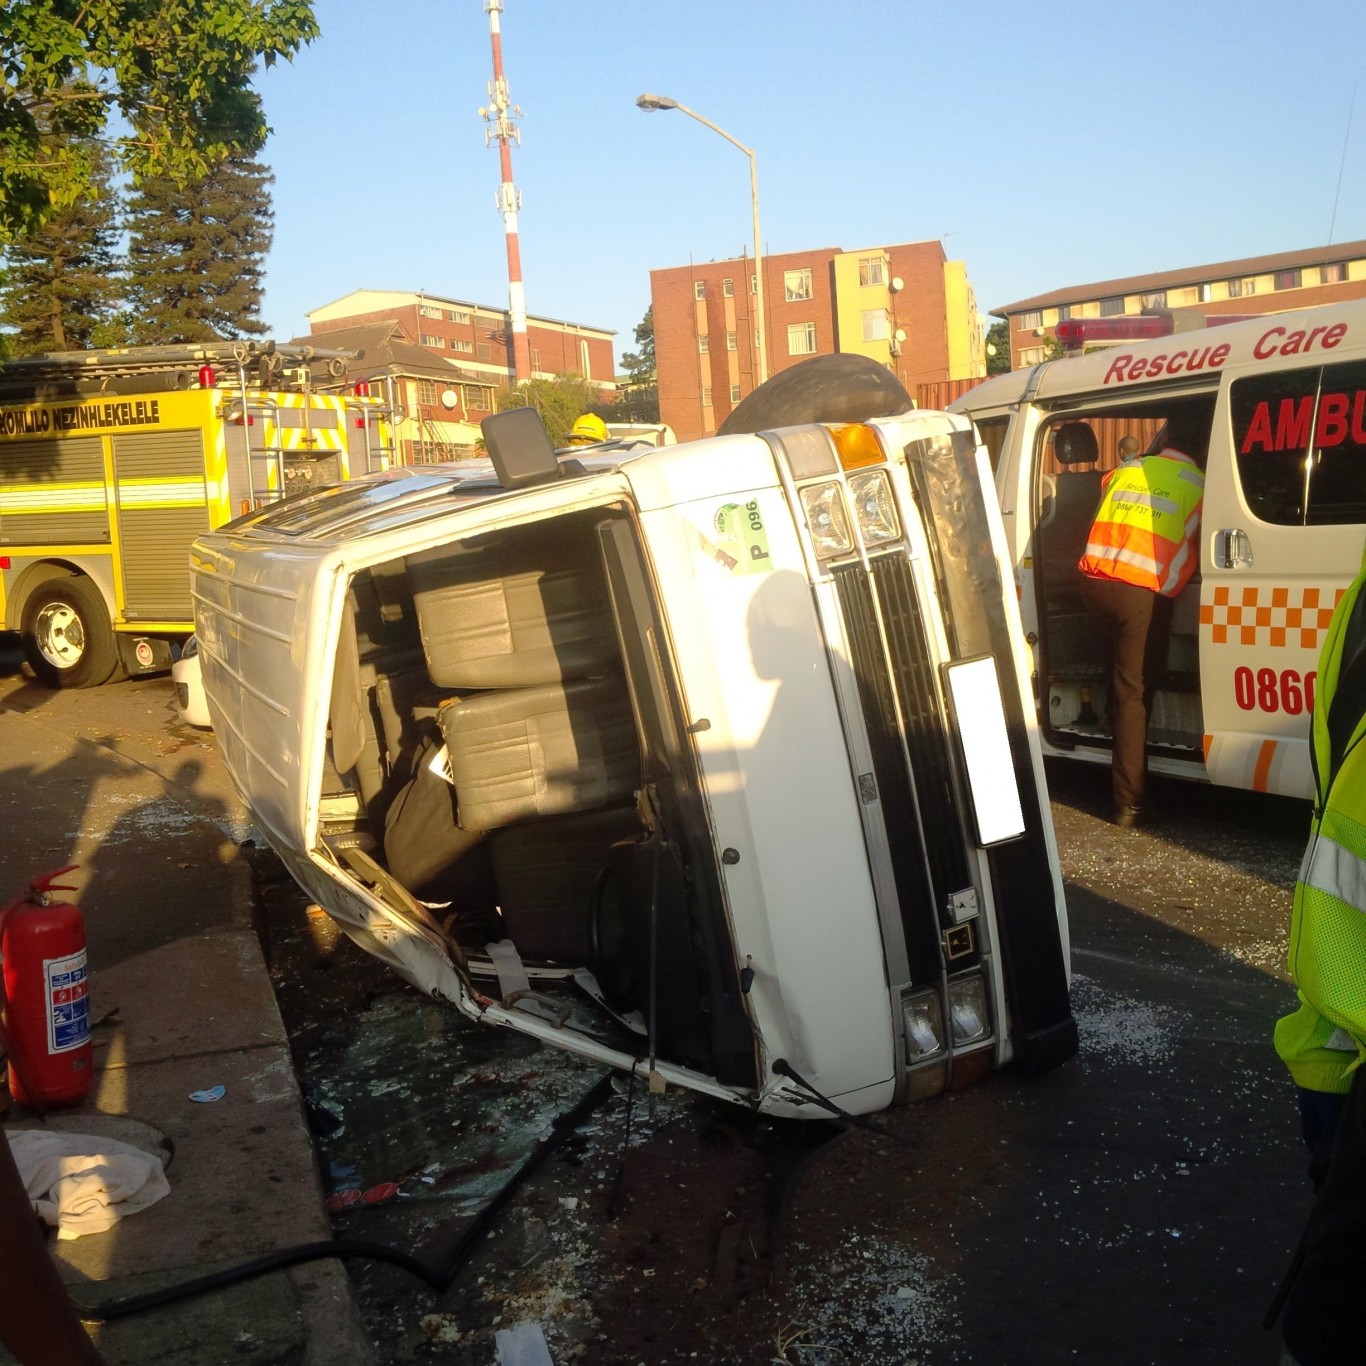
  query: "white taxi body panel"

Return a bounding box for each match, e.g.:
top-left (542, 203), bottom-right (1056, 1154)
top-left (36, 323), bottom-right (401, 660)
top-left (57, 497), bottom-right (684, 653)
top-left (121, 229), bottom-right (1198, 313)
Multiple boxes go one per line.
top-left (192, 414), bottom-right (1075, 1117)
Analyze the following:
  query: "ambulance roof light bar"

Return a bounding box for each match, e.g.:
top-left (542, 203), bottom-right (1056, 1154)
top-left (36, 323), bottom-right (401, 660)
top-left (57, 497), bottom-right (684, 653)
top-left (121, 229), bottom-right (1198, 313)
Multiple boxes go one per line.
top-left (1053, 308), bottom-right (1264, 352)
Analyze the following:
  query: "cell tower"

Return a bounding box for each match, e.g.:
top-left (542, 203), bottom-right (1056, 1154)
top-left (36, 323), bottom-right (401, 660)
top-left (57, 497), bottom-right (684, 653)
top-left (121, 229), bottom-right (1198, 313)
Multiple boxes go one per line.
top-left (479, 0), bottom-right (531, 384)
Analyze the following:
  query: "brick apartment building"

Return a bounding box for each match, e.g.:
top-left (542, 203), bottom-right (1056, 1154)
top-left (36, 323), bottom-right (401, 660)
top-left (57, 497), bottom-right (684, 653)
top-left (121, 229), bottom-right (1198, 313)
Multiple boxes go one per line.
top-left (305, 289), bottom-right (617, 458)
top-left (996, 239), bottom-right (1366, 368)
top-left (651, 241), bottom-right (985, 442)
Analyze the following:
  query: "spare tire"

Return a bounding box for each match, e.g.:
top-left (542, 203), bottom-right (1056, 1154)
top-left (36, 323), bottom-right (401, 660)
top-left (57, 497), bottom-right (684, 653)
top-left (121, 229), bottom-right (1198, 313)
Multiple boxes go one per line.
top-left (717, 353), bottom-right (914, 436)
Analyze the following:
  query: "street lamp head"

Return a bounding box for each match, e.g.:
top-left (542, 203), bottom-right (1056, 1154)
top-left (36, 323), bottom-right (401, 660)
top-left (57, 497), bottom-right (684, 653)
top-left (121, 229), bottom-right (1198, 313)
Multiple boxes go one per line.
top-left (636, 93), bottom-right (678, 112)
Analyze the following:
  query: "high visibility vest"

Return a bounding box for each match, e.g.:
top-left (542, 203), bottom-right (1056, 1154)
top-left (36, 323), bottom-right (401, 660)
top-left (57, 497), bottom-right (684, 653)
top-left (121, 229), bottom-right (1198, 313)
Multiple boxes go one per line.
top-left (1275, 555), bottom-right (1366, 1093)
top-left (1078, 449), bottom-right (1205, 597)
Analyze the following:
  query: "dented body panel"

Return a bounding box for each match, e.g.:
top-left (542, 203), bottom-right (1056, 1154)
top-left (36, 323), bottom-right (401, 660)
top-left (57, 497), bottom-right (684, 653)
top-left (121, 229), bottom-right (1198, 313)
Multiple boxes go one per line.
top-left (192, 413), bottom-right (1075, 1117)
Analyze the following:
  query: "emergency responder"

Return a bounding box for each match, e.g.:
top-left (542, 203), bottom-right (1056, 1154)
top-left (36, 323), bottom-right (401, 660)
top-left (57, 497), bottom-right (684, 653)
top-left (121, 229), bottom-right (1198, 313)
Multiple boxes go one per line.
top-left (1272, 547), bottom-right (1366, 1366)
top-left (1076, 419), bottom-right (1205, 826)
top-left (564, 413), bottom-right (609, 447)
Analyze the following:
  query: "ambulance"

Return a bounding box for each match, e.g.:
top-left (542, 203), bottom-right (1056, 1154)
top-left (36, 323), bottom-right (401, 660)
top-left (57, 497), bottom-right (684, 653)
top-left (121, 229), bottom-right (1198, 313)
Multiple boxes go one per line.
top-left (188, 402), bottom-right (1076, 1117)
top-left (0, 342), bottom-right (395, 687)
top-left (951, 298), bottom-right (1366, 799)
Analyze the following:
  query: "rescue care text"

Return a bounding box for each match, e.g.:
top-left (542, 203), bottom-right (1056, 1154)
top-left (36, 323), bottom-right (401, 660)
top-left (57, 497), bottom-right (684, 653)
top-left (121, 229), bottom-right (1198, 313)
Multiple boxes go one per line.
top-left (1101, 322), bottom-right (1349, 385)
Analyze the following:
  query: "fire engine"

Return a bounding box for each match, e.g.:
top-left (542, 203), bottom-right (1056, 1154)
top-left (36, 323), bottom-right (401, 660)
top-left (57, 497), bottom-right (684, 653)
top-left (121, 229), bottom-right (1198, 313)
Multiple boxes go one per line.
top-left (951, 298), bottom-right (1366, 799)
top-left (0, 342), bottom-right (396, 687)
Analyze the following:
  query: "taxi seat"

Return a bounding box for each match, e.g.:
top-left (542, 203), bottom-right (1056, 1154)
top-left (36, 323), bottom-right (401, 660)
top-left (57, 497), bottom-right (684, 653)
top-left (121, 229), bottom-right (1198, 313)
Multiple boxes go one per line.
top-left (436, 675), bottom-right (638, 832)
top-left (406, 520), bottom-right (618, 690)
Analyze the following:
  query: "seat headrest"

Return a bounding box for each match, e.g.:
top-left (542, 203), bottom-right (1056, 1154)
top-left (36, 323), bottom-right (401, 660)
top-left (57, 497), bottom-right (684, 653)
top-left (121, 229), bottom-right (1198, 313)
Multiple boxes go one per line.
top-left (1053, 422), bottom-right (1099, 467)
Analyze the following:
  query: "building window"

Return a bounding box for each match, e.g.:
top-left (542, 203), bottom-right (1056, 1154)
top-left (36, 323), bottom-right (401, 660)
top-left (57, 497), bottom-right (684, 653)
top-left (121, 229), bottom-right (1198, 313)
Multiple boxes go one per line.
top-left (729, 383), bottom-right (741, 402)
top-left (477, 343), bottom-right (492, 359)
top-left (1017, 346), bottom-right (1047, 366)
top-left (1057, 304), bottom-right (1072, 322)
top-left (1140, 291), bottom-right (1167, 309)
top-left (750, 274), bottom-right (757, 295)
top-left (726, 331), bottom-right (737, 350)
top-left (722, 277), bottom-right (734, 297)
top-left (1017, 310), bottom-right (1042, 331)
top-left (861, 308), bottom-right (889, 341)
top-left (416, 379), bottom-right (437, 405)
top-left (446, 308), bottom-right (470, 324)
top-left (784, 268), bottom-right (813, 302)
top-left (858, 256), bottom-right (885, 286)
top-left (530, 348), bottom-right (541, 369)
top-left (419, 305), bottom-right (441, 319)
top-left (1322, 262), bottom-right (1347, 284)
top-left (698, 334), bottom-right (710, 354)
top-left (579, 339), bottom-right (591, 380)
top-left (463, 385), bottom-right (492, 410)
top-left (1099, 296), bottom-right (1124, 316)
top-left (450, 338), bottom-right (472, 353)
top-left (701, 386), bottom-right (713, 406)
top-left (694, 281), bottom-right (706, 300)
top-left (1197, 283), bottom-right (1212, 303)
top-left (420, 334), bottom-right (442, 347)
top-left (788, 322), bottom-right (817, 355)
top-left (1275, 269), bottom-right (1303, 291)
top-left (1228, 277), bottom-right (1257, 298)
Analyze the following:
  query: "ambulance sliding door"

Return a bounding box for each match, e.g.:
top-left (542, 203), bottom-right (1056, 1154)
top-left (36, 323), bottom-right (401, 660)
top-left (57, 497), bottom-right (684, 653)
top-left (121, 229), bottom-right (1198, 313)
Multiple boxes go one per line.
top-left (1200, 359), bottom-right (1366, 798)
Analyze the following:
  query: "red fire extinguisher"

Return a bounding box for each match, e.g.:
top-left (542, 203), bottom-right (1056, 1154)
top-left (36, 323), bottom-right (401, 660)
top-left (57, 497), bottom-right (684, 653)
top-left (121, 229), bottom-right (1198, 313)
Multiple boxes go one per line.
top-left (0, 866), bottom-right (93, 1112)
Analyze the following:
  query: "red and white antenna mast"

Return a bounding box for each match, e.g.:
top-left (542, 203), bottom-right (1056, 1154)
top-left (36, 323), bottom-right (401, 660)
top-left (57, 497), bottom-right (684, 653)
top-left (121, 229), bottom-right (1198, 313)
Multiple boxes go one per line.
top-left (480, 0), bottom-right (531, 384)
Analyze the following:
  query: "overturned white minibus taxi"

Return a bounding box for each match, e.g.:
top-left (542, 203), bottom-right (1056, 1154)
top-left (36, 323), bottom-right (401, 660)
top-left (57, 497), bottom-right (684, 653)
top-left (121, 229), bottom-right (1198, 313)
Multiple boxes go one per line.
top-left (190, 403), bottom-right (1076, 1118)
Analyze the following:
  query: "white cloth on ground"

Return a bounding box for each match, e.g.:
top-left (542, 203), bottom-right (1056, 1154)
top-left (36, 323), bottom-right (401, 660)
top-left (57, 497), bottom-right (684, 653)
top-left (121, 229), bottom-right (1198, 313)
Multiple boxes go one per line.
top-left (6, 1128), bottom-right (171, 1240)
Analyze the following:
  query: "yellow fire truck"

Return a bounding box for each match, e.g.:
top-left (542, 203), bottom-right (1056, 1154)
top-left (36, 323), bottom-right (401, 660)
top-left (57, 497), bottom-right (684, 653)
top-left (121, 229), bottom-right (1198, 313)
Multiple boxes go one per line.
top-left (0, 341), bottom-right (396, 687)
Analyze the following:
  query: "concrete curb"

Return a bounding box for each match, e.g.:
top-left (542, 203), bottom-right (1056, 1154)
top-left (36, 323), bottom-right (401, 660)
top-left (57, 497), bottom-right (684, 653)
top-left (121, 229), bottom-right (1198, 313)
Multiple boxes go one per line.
top-left (1, 693), bottom-right (374, 1365)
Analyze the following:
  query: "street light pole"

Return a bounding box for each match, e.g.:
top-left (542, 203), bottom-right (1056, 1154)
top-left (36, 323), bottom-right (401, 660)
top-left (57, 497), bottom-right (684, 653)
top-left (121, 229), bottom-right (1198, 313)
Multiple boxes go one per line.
top-left (636, 94), bottom-right (768, 385)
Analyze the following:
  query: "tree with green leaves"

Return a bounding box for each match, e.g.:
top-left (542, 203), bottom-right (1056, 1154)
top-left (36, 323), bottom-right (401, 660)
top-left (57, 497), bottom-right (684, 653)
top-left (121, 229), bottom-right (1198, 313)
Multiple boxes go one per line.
top-left (123, 148), bottom-right (274, 342)
top-left (0, 137), bottom-right (124, 353)
top-left (0, 1), bottom-right (318, 243)
top-left (604, 306), bottom-right (659, 422)
top-left (986, 319), bottom-right (1011, 374)
top-left (618, 306), bottom-right (655, 385)
top-left (498, 374), bottom-right (604, 448)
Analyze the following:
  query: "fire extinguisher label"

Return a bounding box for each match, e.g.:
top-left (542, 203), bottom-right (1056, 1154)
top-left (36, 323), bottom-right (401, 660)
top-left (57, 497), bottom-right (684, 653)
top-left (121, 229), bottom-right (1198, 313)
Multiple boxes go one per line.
top-left (45, 950), bottom-right (90, 1054)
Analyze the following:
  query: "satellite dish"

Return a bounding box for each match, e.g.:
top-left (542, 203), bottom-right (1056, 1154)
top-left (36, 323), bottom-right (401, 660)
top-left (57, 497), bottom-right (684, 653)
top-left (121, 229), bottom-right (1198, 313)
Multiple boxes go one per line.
top-left (890, 276), bottom-right (905, 293)
top-left (439, 388), bottom-right (459, 410)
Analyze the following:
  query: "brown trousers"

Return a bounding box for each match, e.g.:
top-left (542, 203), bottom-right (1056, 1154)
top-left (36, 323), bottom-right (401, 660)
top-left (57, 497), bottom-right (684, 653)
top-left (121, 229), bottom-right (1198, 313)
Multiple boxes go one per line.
top-left (1079, 573), bottom-right (1173, 813)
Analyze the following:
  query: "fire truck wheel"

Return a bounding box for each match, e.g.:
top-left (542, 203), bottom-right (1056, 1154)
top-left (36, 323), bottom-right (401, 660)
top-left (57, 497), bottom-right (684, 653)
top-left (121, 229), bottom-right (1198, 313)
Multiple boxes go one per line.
top-left (21, 577), bottom-right (120, 689)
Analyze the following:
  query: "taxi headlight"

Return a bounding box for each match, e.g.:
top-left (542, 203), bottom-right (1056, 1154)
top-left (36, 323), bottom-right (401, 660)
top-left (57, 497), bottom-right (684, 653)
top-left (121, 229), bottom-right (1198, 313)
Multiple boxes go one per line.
top-left (901, 988), bottom-right (945, 1062)
top-left (948, 974), bottom-right (991, 1046)
top-left (847, 470), bottom-right (900, 546)
top-left (799, 481), bottom-right (854, 559)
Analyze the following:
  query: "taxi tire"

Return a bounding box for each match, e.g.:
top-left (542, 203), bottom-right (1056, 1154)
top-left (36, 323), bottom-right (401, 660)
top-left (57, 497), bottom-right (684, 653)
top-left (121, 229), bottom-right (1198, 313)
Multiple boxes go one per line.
top-left (717, 352), bottom-right (914, 437)
top-left (21, 576), bottom-right (120, 689)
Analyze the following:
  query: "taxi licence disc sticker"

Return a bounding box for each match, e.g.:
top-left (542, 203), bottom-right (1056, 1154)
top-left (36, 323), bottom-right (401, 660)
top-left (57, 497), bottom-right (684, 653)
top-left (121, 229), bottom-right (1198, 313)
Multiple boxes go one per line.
top-left (708, 500), bottom-right (773, 575)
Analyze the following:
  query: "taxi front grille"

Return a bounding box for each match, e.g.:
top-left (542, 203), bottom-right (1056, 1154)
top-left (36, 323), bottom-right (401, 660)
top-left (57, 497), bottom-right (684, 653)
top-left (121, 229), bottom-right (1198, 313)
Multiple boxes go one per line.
top-left (832, 555), bottom-right (977, 982)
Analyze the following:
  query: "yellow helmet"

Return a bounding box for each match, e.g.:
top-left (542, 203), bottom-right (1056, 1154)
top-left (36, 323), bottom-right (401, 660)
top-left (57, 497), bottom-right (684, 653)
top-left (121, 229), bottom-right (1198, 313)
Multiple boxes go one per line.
top-left (567, 413), bottom-right (608, 445)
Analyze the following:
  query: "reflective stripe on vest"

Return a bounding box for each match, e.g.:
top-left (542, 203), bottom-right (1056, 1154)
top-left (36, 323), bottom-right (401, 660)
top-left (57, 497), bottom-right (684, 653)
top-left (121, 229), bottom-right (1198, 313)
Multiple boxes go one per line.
top-left (1079, 451), bottom-right (1204, 597)
top-left (1300, 832), bottom-right (1366, 915)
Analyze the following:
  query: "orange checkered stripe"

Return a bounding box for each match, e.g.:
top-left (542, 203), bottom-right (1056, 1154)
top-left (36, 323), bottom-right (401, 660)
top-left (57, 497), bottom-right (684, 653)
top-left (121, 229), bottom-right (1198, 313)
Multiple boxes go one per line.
top-left (1199, 586), bottom-right (1346, 649)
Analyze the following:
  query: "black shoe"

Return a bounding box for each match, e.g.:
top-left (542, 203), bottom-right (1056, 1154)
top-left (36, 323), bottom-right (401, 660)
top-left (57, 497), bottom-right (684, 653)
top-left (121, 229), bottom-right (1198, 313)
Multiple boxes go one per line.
top-left (1114, 806), bottom-right (1143, 829)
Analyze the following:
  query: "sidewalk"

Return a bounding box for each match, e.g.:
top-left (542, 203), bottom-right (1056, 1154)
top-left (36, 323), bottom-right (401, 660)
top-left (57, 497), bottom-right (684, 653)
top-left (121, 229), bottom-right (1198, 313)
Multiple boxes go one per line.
top-left (0, 686), bottom-right (374, 1366)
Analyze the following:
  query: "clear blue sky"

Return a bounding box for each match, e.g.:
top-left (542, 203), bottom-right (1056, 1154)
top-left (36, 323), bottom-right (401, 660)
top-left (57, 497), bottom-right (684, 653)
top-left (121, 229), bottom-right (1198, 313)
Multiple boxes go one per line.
top-left (254, 0), bottom-right (1366, 360)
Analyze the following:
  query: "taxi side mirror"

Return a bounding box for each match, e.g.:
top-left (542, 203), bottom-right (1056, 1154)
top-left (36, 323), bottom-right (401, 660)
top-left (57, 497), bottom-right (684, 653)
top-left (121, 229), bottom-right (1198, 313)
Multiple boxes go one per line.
top-left (481, 408), bottom-right (564, 489)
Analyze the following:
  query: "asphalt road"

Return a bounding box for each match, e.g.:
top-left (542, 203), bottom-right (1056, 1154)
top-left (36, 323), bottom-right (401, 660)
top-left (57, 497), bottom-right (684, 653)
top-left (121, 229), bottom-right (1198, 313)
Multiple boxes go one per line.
top-left (0, 648), bottom-right (1316, 1365)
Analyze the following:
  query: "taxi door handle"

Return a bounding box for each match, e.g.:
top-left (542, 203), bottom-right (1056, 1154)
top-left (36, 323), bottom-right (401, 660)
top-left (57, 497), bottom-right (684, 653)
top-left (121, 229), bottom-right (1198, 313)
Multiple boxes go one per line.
top-left (1213, 528), bottom-right (1254, 569)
